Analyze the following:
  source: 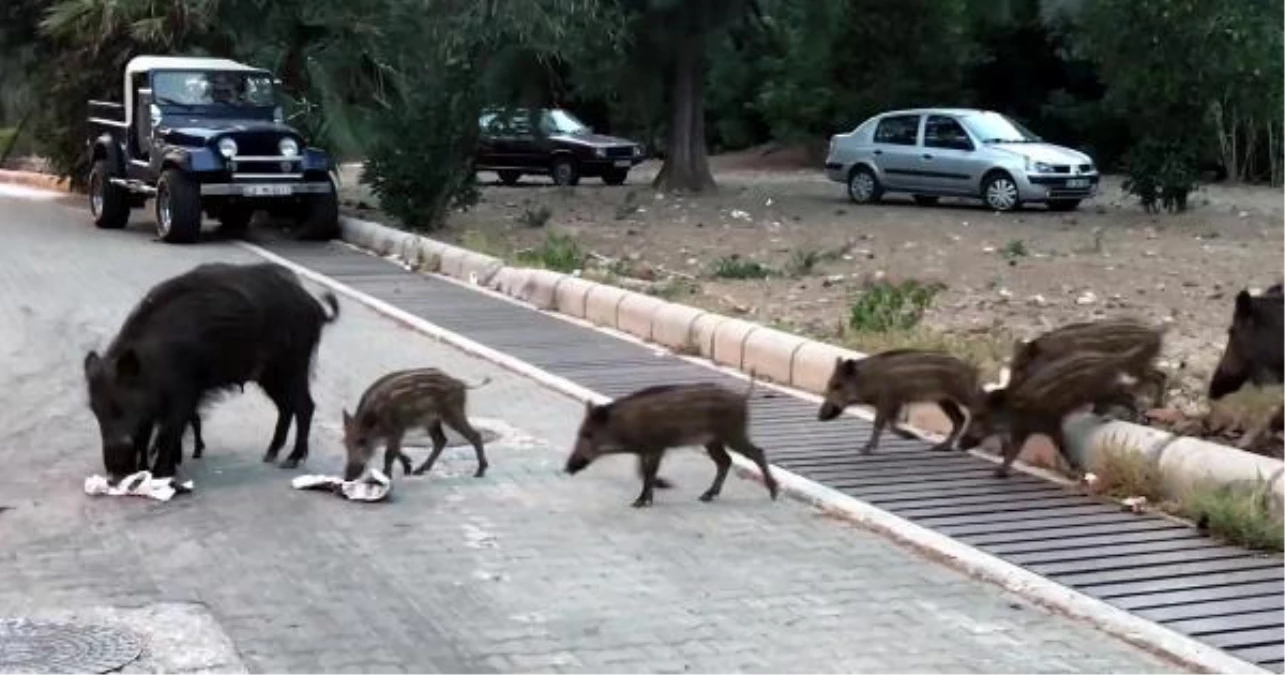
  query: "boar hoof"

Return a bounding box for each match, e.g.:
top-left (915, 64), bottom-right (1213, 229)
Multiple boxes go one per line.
top-left (859, 445), bottom-right (875, 455)
top-left (928, 442), bottom-right (952, 452)
top-left (654, 477), bottom-right (674, 490)
top-left (699, 490), bottom-right (718, 502)
top-left (411, 467), bottom-right (427, 476)
top-left (993, 466), bottom-right (1010, 479)
top-left (631, 497), bottom-right (652, 508)
top-left (279, 458), bottom-right (301, 470)
top-left (473, 466), bottom-right (487, 478)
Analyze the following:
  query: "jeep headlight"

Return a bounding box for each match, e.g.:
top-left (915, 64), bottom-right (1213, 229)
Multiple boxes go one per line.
top-left (279, 138), bottom-right (299, 157)
top-left (217, 137), bottom-right (238, 159)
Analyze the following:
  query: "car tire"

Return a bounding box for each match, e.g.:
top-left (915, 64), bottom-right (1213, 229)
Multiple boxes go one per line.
top-left (217, 204), bottom-right (254, 236)
top-left (497, 170), bottom-right (522, 186)
top-left (847, 166), bottom-right (882, 204)
top-left (155, 168), bottom-right (202, 244)
top-left (912, 195), bottom-right (939, 207)
top-left (982, 171), bottom-right (1022, 212)
top-left (1047, 198), bottom-right (1081, 212)
top-left (602, 169), bottom-right (628, 186)
top-left (551, 157), bottom-right (580, 187)
top-left (89, 159), bottom-right (130, 230)
top-left (296, 180), bottom-right (340, 241)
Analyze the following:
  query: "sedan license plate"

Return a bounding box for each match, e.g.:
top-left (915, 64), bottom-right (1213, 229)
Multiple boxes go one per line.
top-left (614, 159), bottom-right (631, 168)
top-left (244, 184), bottom-right (293, 197)
top-left (1066, 178), bottom-right (1090, 189)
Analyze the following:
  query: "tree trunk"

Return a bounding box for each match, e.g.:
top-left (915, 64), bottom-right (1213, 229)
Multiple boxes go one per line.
top-left (0, 108), bottom-right (32, 168)
top-left (653, 32), bottom-right (716, 193)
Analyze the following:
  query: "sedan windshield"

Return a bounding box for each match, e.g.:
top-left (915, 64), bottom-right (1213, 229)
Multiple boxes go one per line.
top-left (541, 109), bottom-right (589, 135)
top-left (962, 111), bottom-right (1042, 144)
top-left (152, 70), bottom-right (276, 108)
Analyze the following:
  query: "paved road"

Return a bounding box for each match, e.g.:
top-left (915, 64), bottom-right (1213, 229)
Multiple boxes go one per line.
top-left (0, 193), bottom-right (1177, 673)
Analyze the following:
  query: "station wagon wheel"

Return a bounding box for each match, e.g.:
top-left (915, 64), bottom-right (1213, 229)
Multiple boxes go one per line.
top-left (497, 170), bottom-right (522, 186)
top-left (982, 171), bottom-right (1021, 212)
top-left (550, 157), bottom-right (580, 187)
top-left (847, 166), bottom-right (882, 204)
top-left (154, 168), bottom-right (202, 244)
top-left (89, 159), bottom-right (130, 230)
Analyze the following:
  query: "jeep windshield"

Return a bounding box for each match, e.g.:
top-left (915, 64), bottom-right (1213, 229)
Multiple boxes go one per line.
top-left (151, 70), bottom-right (276, 109)
top-left (962, 111), bottom-right (1042, 144)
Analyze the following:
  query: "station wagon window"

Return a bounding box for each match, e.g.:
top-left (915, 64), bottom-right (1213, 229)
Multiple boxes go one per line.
top-left (481, 111), bottom-right (534, 135)
top-left (873, 115), bottom-right (920, 146)
top-left (152, 70), bottom-right (275, 107)
top-left (924, 115), bottom-right (973, 150)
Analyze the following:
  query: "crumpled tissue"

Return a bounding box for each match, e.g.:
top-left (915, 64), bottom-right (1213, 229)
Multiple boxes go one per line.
top-left (84, 471), bottom-right (194, 502)
top-left (291, 468), bottom-right (391, 502)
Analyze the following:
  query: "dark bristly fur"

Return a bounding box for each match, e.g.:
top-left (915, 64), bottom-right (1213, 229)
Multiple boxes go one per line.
top-left (961, 344), bottom-right (1152, 478)
top-left (817, 349), bottom-right (985, 454)
top-left (1210, 283), bottom-right (1284, 400)
top-left (342, 368), bottom-right (491, 481)
top-left (84, 262), bottom-right (340, 480)
top-left (564, 373), bottom-right (778, 508)
top-left (1010, 317), bottom-right (1168, 415)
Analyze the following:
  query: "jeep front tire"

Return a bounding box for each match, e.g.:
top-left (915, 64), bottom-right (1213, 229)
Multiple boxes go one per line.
top-left (296, 181), bottom-right (339, 241)
top-left (155, 168), bottom-right (202, 244)
top-left (89, 159), bottom-right (130, 230)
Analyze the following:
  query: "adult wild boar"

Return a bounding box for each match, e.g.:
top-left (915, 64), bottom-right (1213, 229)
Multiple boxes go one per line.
top-left (1209, 284), bottom-right (1283, 400)
top-left (84, 262), bottom-right (340, 480)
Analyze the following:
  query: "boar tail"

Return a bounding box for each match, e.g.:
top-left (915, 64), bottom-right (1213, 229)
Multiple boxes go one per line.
top-left (743, 369), bottom-right (758, 400)
top-left (464, 376), bottom-right (493, 390)
top-left (320, 292), bottom-right (340, 323)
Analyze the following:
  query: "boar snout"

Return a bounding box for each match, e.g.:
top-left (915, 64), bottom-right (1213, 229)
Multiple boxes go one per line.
top-left (564, 453), bottom-right (591, 475)
top-left (343, 462), bottom-right (366, 482)
top-left (818, 401), bottom-right (844, 421)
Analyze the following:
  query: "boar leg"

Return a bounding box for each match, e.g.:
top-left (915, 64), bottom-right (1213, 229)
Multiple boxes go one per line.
top-left (995, 419), bottom-right (1033, 478)
top-left (190, 413), bottom-right (205, 459)
top-left (700, 442), bottom-right (732, 502)
top-left (412, 422), bottom-right (448, 477)
top-left (728, 434), bottom-right (779, 500)
top-left (383, 432), bottom-right (413, 477)
top-left (633, 452), bottom-right (664, 508)
top-left (281, 382), bottom-right (316, 469)
top-left (150, 409), bottom-right (192, 479)
top-left (930, 399), bottom-right (968, 452)
top-left (259, 374), bottom-right (293, 464)
top-left (637, 460), bottom-right (674, 490)
top-left (862, 404), bottom-right (898, 454)
top-left (442, 410), bottom-right (488, 478)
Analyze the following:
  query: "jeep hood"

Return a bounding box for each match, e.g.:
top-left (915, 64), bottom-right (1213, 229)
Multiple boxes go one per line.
top-left (157, 117), bottom-right (300, 142)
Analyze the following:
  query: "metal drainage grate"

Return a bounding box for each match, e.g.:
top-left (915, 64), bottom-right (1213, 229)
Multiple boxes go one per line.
top-left (0, 618), bottom-right (143, 674)
top-left (262, 240), bottom-right (1285, 672)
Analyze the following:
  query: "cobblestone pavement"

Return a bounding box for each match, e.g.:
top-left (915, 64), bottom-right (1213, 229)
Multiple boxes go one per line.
top-left (0, 195), bottom-right (1180, 673)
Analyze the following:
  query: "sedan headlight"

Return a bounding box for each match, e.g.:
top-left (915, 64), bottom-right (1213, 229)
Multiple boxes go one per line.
top-left (279, 137), bottom-right (300, 157)
top-left (217, 137), bottom-right (238, 159)
top-left (1029, 160), bottom-right (1055, 173)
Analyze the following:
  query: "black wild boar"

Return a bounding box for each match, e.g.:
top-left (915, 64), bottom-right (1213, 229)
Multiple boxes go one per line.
top-left (1010, 317), bottom-right (1167, 411)
top-left (564, 374), bottom-right (778, 508)
top-left (341, 368), bottom-right (491, 481)
top-left (1209, 284), bottom-right (1284, 400)
top-left (84, 262), bottom-right (340, 480)
top-left (960, 345), bottom-right (1150, 478)
top-left (817, 349), bottom-right (985, 454)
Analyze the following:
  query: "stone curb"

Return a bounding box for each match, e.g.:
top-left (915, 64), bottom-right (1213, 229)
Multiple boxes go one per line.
top-left (0, 168), bottom-right (71, 193)
top-left (326, 213), bottom-right (1285, 504)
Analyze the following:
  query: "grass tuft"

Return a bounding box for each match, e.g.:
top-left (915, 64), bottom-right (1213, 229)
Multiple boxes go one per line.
top-left (515, 233), bottom-right (583, 272)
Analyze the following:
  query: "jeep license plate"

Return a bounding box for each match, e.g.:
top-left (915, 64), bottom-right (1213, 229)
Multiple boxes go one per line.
top-left (614, 160), bottom-right (631, 168)
top-left (244, 184), bottom-right (294, 197)
top-left (1066, 178), bottom-right (1090, 189)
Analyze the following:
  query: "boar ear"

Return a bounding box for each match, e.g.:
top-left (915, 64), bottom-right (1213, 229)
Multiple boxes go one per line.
top-left (114, 349), bottom-right (142, 382)
top-left (588, 404), bottom-right (611, 423)
top-left (341, 408), bottom-right (353, 426)
top-left (83, 350), bottom-right (101, 376)
top-left (839, 358), bottom-right (857, 375)
top-left (1234, 290), bottom-right (1255, 318)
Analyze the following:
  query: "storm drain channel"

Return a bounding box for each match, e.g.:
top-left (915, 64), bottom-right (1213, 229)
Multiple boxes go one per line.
top-left (262, 240), bottom-right (1285, 672)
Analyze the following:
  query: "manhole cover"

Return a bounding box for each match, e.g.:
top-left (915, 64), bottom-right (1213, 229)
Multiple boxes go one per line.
top-left (401, 422), bottom-right (502, 449)
top-left (0, 618), bottom-right (142, 674)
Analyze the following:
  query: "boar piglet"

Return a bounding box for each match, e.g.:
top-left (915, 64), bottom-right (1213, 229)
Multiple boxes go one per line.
top-left (1210, 284), bottom-right (1284, 400)
top-left (342, 368), bottom-right (491, 481)
top-left (84, 262), bottom-right (340, 481)
top-left (961, 344), bottom-right (1151, 478)
top-left (564, 375), bottom-right (778, 508)
top-left (818, 349), bottom-right (984, 454)
top-left (1011, 317), bottom-right (1167, 413)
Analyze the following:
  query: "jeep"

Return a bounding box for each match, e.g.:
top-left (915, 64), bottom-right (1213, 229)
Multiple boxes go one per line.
top-left (86, 55), bottom-right (340, 243)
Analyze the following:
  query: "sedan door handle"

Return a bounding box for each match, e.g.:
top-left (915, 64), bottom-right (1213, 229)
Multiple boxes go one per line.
top-left (873, 149), bottom-right (883, 155)
top-left (922, 153), bottom-right (934, 160)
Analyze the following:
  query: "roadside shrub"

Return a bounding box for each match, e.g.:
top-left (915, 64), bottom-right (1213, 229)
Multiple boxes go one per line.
top-left (518, 205), bottom-right (553, 228)
top-left (1184, 480), bottom-right (1283, 552)
top-left (711, 255), bottom-right (775, 280)
top-left (847, 279), bottom-right (945, 333)
top-left (516, 233), bottom-right (583, 272)
top-left (1088, 443), bottom-right (1166, 502)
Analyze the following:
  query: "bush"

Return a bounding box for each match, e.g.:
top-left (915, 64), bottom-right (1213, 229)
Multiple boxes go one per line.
top-left (711, 255), bottom-right (775, 280)
top-left (847, 279), bottom-right (945, 333)
top-left (516, 233), bottom-right (583, 272)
